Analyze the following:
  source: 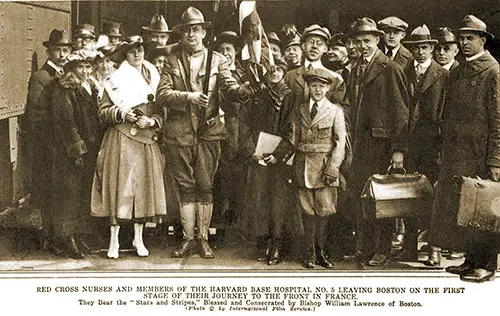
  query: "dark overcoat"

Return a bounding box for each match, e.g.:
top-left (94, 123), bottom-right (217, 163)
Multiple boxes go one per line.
top-left (393, 44), bottom-right (413, 69)
top-left (430, 51), bottom-right (500, 249)
top-left (347, 49), bottom-right (409, 198)
top-left (50, 74), bottom-right (101, 238)
top-left (404, 60), bottom-right (448, 182)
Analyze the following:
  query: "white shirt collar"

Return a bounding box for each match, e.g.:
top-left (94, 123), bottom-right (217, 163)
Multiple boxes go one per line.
top-left (304, 59), bottom-right (324, 69)
top-left (47, 60), bottom-right (63, 74)
top-left (465, 50), bottom-right (486, 62)
top-left (386, 45), bottom-right (400, 60)
top-left (309, 97), bottom-right (326, 111)
top-left (442, 59), bottom-right (456, 71)
top-left (414, 58), bottom-right (432, 70)
top-left (363, 50), bottom-right (377, 64)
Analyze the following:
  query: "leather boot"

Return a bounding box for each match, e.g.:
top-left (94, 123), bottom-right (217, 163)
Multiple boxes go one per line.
top-left (197, 202), bottom-right (215, 259)
top-left (316, 216), bottom-right (334, 268)
top-left (107, 225), bottom-right (120, 259)
top-left (302, 215), bottom-right (316, 268)
top-left (267, 238), bottom-right (281, 265)
top-left (391, 218), bottom-right (405, 250)
top-left (133, 223), bottom-right (149, 257)
top-left (172, 203), bottom-right (197, 258)
top-left (64, 235), bottom-right (84, 259)
top-left (425, 246), bottom-right (442, 267)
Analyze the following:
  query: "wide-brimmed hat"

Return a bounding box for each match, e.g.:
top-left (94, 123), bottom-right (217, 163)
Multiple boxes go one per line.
top-left (458, 14), bottom-right (494, 39)
top-left (403, 24), bottom-right (438, 45)
top-left (102, 22), bottom-right (122, 37)
top-left (214, 31), bottom-right (242, 49)
top-left (43, 29), bottom-right (71, 48)
top-left (63, 49), bottom-right (96, 72)
top-left (349, 18), bottom-right (384, 37)
top-left (172, 7), bottom-right (211, 33)
top-left (74, 24), bottom-right (96, 40)
top-left (302, 68), bottom-right (334, 84)
top-left (302, 24), bottom-right (331, 42)
top-left (116, 35), bottom-right (144, 52)
top-left (377, 16), bottom-right (408, 32)
top-left (267, 32), bottom-right (281, 46)
top-left (434, 27), bottom-right (457, 44)
top-left (142, 14), bottom-right (172, 33)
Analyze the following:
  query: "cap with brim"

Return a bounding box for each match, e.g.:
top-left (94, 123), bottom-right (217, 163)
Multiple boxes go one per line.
top-left (458, 14), bottom-right (494, 39)
top-left (402, 24), bottom-right (438, 45)
top-left (433, 27), bottom-right (457, 44)
top-left (74, 24), bottom-right (96, 40)
top-left (377, 16), bottom-right (408, 32)
top-left (302, 24), bottom-right (331, 42)
top-left (215, 31), bottom-right (242, 49)
top-left (302, 68), bottom-right (334, 84)
top-left (43, 29), bottom-right (72, 48)
top-left (349, 18), bottom-right (384, 37)
top-left (142, 14), bottom-right (172, 33)
top-left (172, 7), bottom-right (212, 33)
top-left (103, 22), bottom-right (122, 37)
top-left (281, 34), bottom-right (301, 49)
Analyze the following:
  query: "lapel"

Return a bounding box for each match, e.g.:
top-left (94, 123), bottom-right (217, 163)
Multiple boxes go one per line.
top-left (299, 102), bottom-right (312, 127)
top-left (294, 66), bottom-right (306, 89)
top-left (179, 51), bottom-right (192, 92)
top-left (311, 101), bottom-right (331, 126)
top-left (461, 51), bottom-right (496, 78)
top-left (363, 50), bottom-right (387, 86)
top-left (79, 85), bottom-right (95, 104)
top-left (418, 60), bottom-right (446, 94)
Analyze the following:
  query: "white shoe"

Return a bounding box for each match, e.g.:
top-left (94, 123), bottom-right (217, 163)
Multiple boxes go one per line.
top-left (133, 239), bottom-right (149, 257)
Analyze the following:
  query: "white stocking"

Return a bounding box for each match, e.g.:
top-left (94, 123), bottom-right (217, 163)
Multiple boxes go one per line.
top-left (107, 225), bottom-right (120, 259)
top-left (133, 223), bottom-right (149, 257)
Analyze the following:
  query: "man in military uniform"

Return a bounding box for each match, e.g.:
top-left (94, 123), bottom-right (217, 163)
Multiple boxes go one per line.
top-left (347, 18), bottom-right (409, 266)
top-left (431, 15), bottom-right (500, 283)
top-left (156, 7), bottom-right (251, 259)
top-left (73, 24), bottom-right (96, 51)
top-left (378, 16), bottom-right (412, 69)
top-left (102, 22), bottom-right (122, 46)
top-left (24, 29), bottom-right (71, 255)
top-left (433, 27), bottom-right (460, 71)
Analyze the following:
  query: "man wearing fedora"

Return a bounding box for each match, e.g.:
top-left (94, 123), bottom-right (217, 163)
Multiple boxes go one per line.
top-left (24, 29), bottom-right (72, 255)
top-left (102, 22), bottom-right (122, 46)
top-left (378, 16), bottom-right (412, 69)
top-left (399, 25), bottom-right (447, 263)
top-left (430, 15), bottom-right (500, 283)
top-left (73, 23), bottom-right (96, 51)
top-left (143, 13), bottom-right (178, 60)
top-left (156, 7), bottom-right (252, 259)
top-left (347, 17), bottom-right (409, 266)
top-left (433, 27), bottom-right (460, 71)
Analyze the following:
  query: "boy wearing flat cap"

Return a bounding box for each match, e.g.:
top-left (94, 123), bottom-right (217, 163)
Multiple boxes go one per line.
top-left (272, 68), bottom-right (346, 269)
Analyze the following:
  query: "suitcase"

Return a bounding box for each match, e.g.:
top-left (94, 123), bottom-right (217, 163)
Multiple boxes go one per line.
top-left (454, 176), bottom-right (500, 234)
top-left (361, 170), bottom-right (434, 220)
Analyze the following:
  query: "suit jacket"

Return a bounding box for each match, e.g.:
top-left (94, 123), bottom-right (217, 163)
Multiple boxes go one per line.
top-left (287, 99), bottom-right (346, 188)
top-left (156, 48), bottom-right (241, 146)
top-left (348, 49), bottom-right (409, 154)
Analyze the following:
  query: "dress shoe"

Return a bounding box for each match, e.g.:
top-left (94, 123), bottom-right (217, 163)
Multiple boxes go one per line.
top-left (171, 239), bottom-right (196, 258)
top-left (199, 239), bottom-right (215, 259)
top-left (460, 268), bottom-right (495, 283)
top-left (303, 247), bottom-right (316, 269)
top-left (303, 260), bottom-right (315, 269)
top-left (424, 247), bottom-right (442, 267)
top-left (391, 233), bottom-right (404, 250)
top-left (343, 250), bottom-right (364, 261)
top-left (448, 251), bottom-right (465, 260)
top-left (267, 244), bottom-right (281, 265)
top-left (257, 238), bottom-right (272, 262)
top-left (446, 262), bottom-right (474, 275)
top-left (367, 253), bottom-right (389, 266)
top-left (63, 236), bottom-right (85, 259)
top-left (316, 250), bottom-right (334, 269)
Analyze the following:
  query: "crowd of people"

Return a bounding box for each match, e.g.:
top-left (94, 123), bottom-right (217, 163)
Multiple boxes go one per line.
top-left (23, 5), bottom-right (500, 283)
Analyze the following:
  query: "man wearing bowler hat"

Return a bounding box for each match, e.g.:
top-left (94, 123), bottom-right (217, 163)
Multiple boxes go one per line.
top-left (156, 7), bottom-right (252, 259)
top-left (102, 22), bottom-right (122, 46)
top-left (430, 15), bottom-right (500, 283)
top-left (433, 27), bottom-right (460, 71)
top-left (347, 17), bottom-right (409, 266)
top-left (400, 25), bottom-right (447, 263)
top-left (24, 29), bottom-right (72, 255)
top-left (378, 16), bottom-right (412, 69)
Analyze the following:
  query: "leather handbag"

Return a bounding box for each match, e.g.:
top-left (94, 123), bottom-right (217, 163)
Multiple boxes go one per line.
top-left (454, 176), bottom-right (500, 234)
top-left (361, 167), bottom-right (434, 220)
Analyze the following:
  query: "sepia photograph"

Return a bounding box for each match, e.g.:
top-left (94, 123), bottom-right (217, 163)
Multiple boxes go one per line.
top-left (0, 0), bottom-right (499, 314)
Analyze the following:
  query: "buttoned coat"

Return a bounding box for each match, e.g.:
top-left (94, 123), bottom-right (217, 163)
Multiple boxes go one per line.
top-left (404, 59), bottom-right (448, 182)
top-left (347, 49), bottom-right (409, 196)
top-left (430, 51), bottom-right (500, 249)
top-left (156, 49), bottom-right (241, 146)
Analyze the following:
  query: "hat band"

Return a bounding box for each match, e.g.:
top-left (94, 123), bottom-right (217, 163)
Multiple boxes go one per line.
top-left (406, 34), bottom-right (434, 42)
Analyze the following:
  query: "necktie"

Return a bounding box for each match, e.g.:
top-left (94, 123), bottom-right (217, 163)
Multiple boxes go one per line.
top-left (416, 64), bottom-right (425, 82)
top-left (307, 63), bottom-right (313, 70)
top-left (310, 102), bottom-right (318, 120)
top-left (386, 48), bottom-right (393, 58)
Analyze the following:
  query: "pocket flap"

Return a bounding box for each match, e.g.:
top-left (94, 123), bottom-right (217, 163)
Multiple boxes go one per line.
top-left (371, 127), bottom-right (390, 138)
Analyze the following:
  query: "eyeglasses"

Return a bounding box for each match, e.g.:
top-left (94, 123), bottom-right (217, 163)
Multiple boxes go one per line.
top-left (305, 38), bottom-right (326, 46)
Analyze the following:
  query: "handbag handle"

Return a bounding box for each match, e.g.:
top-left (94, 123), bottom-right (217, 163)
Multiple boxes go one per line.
top-left (387, 165), bottom-right (407, 175)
